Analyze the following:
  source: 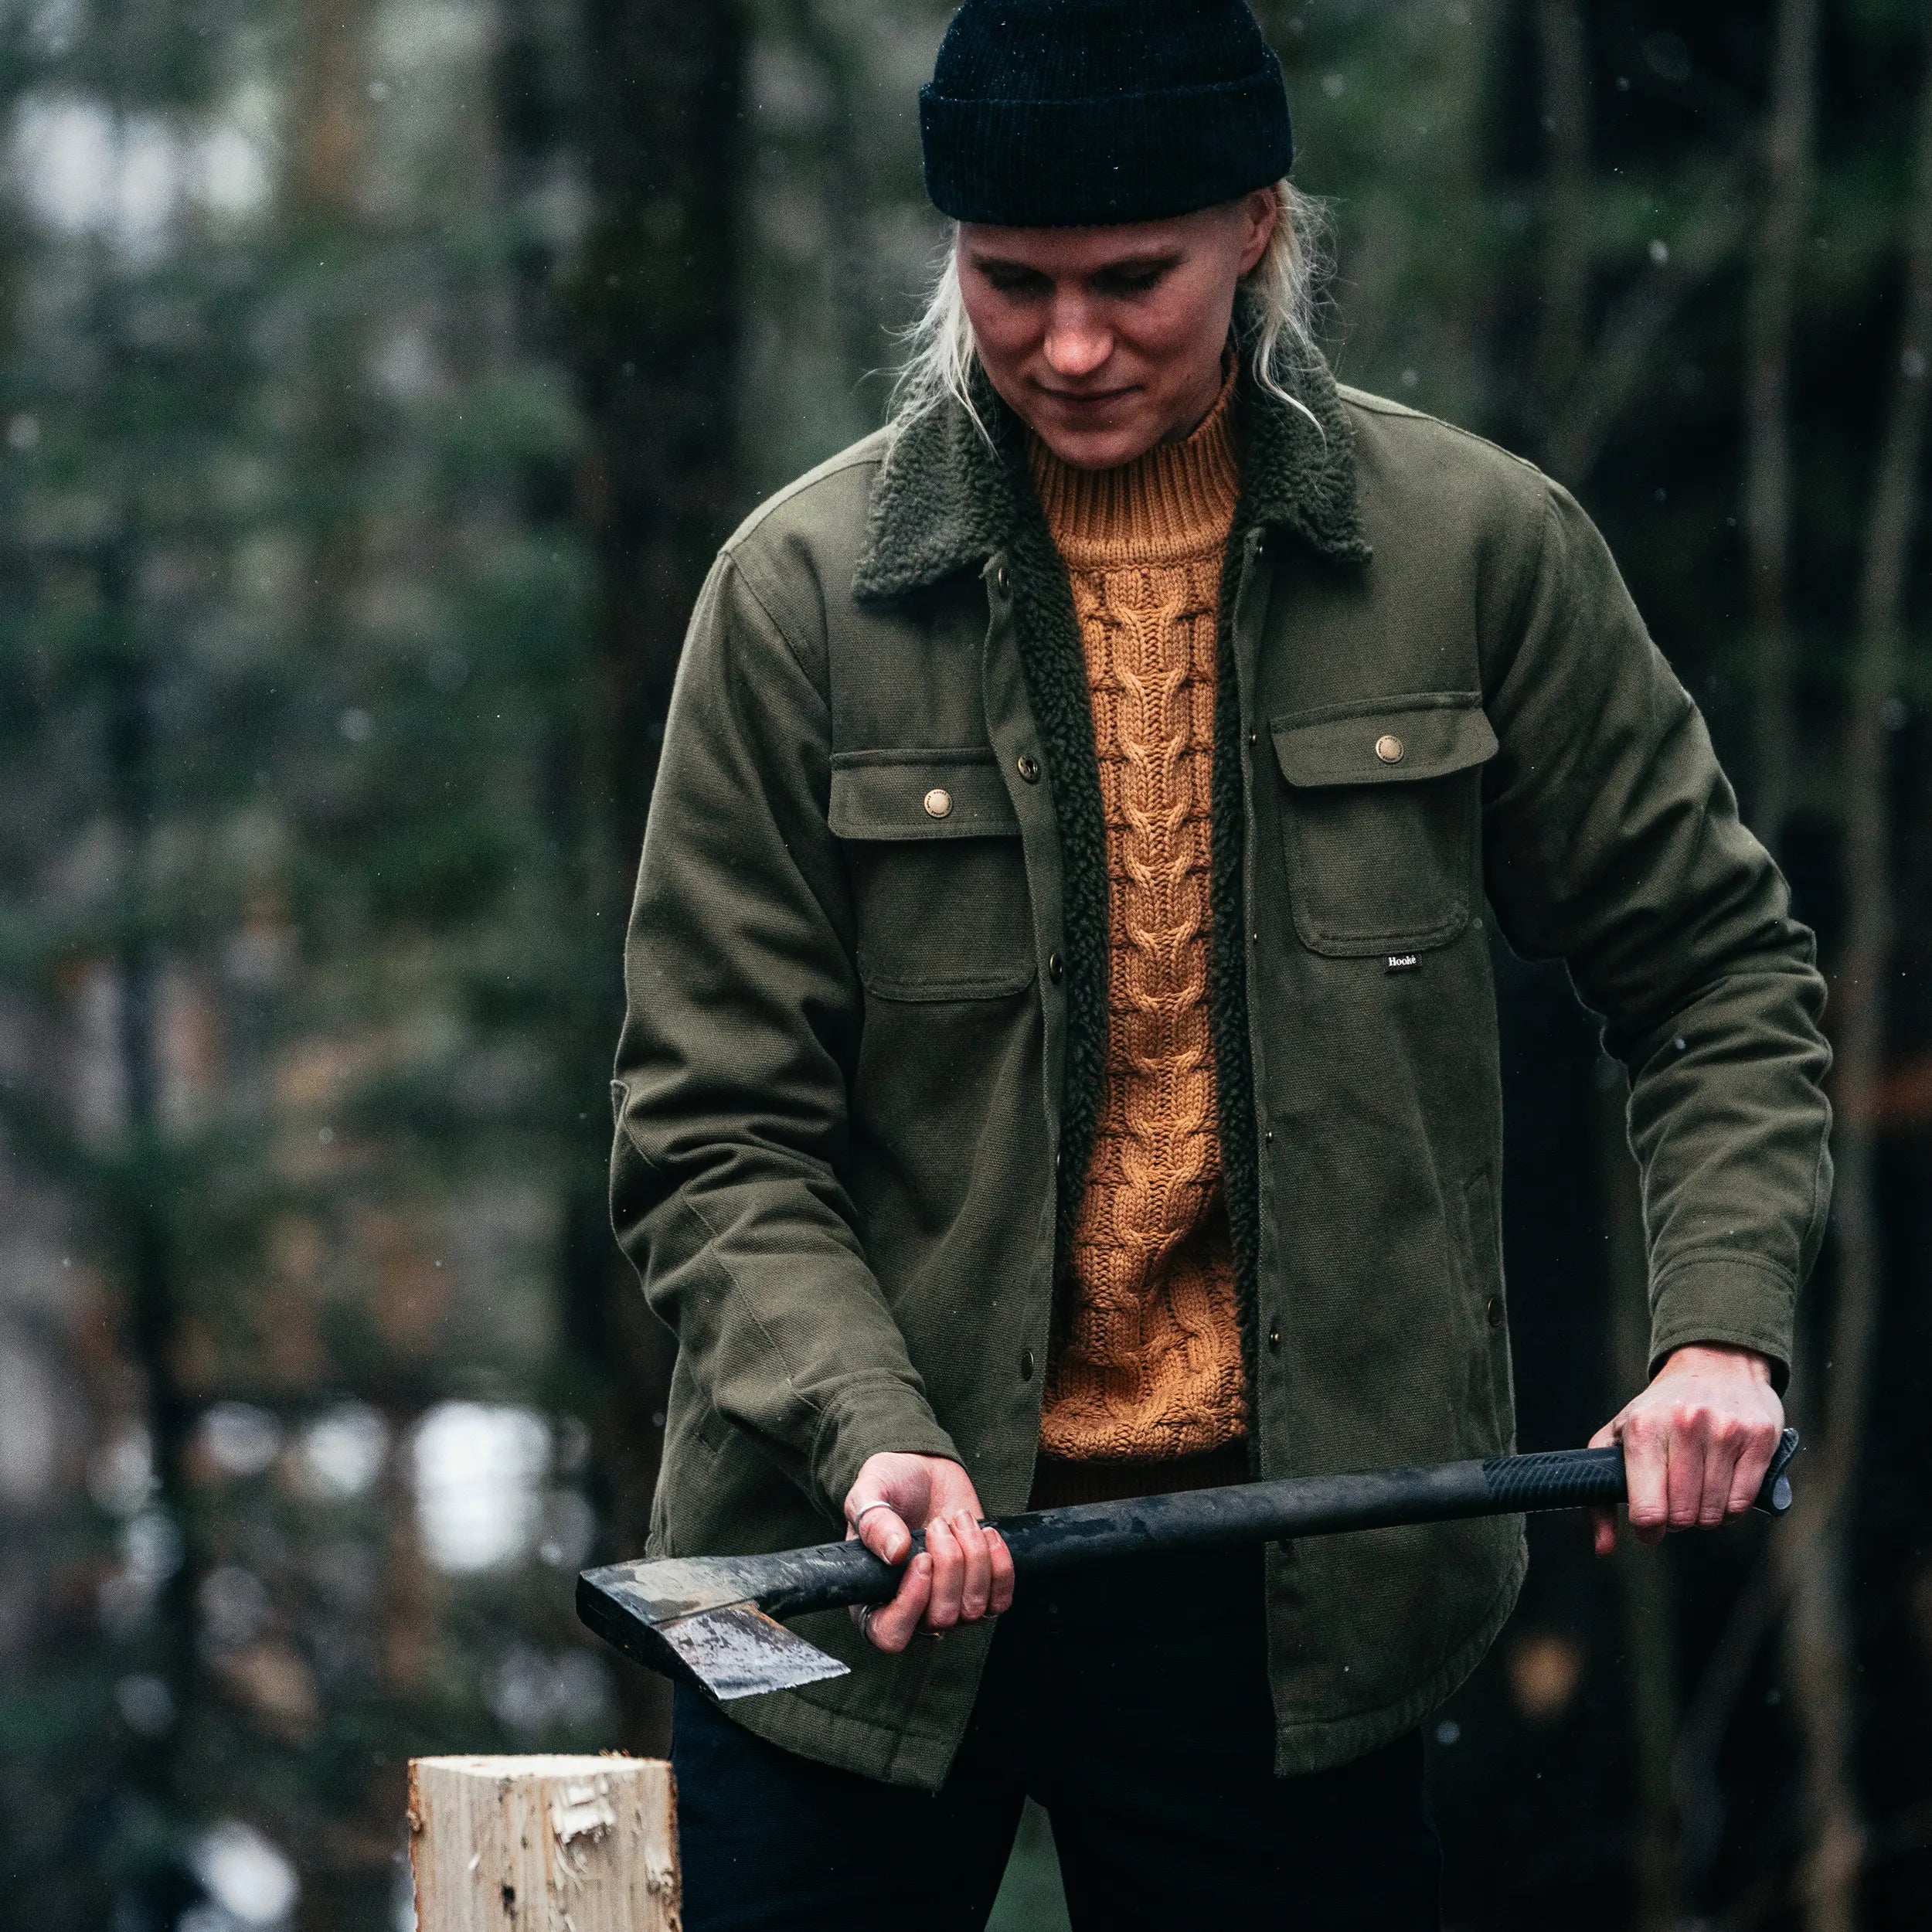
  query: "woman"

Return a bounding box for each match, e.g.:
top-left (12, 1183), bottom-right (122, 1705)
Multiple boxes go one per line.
top-left (609, 4), bottom-right (1829, 1925)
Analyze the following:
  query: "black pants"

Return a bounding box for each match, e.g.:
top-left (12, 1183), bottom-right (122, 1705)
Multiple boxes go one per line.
top-left (672, 1543), bottom-right (1440, 1931)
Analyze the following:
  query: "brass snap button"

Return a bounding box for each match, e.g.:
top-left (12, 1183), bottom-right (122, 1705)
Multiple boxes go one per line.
top-left (1046, 951), bottom-right (1064, 983)
top-left (1375, 733), bottom-right (1405, 765)
top-left (1267, 1326), bottom-right (1283, 1352)
top-left (1019, 1348), bottom-right (1035, 1382)
top-left (1017, 753), bottom-right (1041, 784)
top-left (1485, 1295), bottom-right (1505, 1329)
top-left (923, 787), bottom-right (953, 818)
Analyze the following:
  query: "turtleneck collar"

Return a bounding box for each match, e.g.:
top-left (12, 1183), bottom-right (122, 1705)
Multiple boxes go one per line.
top-left (1026, 357), bottom-right (1241, 568)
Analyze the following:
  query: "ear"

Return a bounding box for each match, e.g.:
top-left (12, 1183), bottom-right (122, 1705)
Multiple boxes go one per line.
top-left (1237, 188), bottom-right (1278, 277)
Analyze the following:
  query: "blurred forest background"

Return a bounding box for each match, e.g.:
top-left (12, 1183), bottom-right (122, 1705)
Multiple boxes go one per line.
top-left (1, 1), bottom-right (1929, 1928)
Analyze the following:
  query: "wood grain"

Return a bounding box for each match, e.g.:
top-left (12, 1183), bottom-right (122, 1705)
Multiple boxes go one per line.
top-left (409, 1755), bottom-right (679, 1931)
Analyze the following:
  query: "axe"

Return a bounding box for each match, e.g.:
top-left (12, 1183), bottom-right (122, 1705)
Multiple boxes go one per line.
top-left (578, 1428), bottom-right (1800, 1703)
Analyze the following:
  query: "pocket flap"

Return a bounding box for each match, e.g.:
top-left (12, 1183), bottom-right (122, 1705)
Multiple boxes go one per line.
top-left (829, 749), bottom-right (1020, 840)
top-left (1271, 695), bottom-right (1498, 788)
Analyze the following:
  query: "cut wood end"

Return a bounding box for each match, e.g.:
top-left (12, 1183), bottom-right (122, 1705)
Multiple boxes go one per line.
top-left (409, 1755), bottom-right (679, 1930)
top-left (410, 1753), bottom-right (669, 1777)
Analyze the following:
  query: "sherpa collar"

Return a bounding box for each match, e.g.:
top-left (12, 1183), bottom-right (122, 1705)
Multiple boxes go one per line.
top-left (852, 338), bottom-right (1370, 604)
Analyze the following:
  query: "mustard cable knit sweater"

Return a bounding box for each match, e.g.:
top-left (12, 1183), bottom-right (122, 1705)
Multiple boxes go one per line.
top-left (1027, 368), bottom-right (1248, 1468)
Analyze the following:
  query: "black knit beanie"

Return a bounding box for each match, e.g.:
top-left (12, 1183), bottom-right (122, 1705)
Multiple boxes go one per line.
top-left (920, 0), bottom-right (1294, 228)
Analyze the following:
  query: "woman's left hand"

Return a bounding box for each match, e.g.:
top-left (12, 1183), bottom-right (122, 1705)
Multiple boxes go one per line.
top-left (1588, 1342), bottom-right (1784, 1557)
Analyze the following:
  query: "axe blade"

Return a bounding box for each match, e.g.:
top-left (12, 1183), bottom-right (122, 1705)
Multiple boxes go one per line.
top-left (576, 1561), bottom-right (852, 1702)
top-left (656, 1602), bottom-right (851, 1701)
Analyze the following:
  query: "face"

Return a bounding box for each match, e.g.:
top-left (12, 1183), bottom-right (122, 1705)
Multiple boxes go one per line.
top-left (957, 191), bottom-right (1277, 471)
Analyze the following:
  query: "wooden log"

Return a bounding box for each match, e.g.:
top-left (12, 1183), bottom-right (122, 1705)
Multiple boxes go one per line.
top-left (408, 1755), bottom-right (679, 1930)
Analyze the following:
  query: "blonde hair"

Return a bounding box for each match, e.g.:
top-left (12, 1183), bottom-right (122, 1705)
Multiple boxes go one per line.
top-left (887, 179), bottom-right (1332, 444)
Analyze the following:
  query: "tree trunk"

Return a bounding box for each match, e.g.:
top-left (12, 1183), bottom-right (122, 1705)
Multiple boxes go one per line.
top-left (284, 8), bottom-right (382, 1921)
top-left (286, 0), bottom-right (368, 222)
top-left (1597, 1073), bottom-right (1681, 1932)
top-left (1668, 5), bottom-right (1823, 1892)
top-left (90, 34), bottom-right (198, 1865)
top-left (1543, 151), bottom-right (1755, 485)
top-left (577, 0), bottom-right (746, 849)
top-left (105, 529), bottom-right (200, 1829)
top-left (1742, 0), bottom-right (1821, 852)
top-left (1532, 0), bottom-right (1591, 417)
top-left (777, 0), bottom-right (888, 406)
top-left (571, 0), bottom-right (747, 1755)
top-left (1780, 33), bottom-right (1932, 1932)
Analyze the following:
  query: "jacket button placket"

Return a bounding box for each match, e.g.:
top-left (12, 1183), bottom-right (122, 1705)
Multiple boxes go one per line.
top-left (1233, 527), bottom-right (1284, 1478)
top-left (980, 546), bottom-right (1062, 1396)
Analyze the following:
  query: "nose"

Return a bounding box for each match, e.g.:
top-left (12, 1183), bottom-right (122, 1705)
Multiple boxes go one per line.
top-left (1042, 293), bottom-right (1112, 379)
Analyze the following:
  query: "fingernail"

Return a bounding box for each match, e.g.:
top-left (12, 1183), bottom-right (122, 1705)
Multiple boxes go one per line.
top-left (915, 1553), bottom-right (931, 1574)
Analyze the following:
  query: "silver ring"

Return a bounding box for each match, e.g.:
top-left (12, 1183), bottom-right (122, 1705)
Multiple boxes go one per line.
top-left (857, 1604), bottom-right (876, 1637)
top-left (851, 1500), bottom-right (896, 1529)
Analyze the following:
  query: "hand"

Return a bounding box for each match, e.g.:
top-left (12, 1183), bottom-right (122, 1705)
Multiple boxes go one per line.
top-left (1588, 1343), bottom-right (1784, 1558)
top-left (843, 1453), bottom-right (1015, 1653)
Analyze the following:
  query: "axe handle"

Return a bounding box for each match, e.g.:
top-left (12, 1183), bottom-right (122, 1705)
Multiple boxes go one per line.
top-left (753, 1429), bottom-right (1801, 1624)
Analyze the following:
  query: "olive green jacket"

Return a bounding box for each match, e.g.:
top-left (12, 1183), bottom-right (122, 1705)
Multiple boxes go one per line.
top-left (609, 347), bottom-right (1832, 1789)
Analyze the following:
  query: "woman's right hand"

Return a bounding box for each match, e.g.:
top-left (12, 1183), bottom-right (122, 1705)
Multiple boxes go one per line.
top-left (843, 1453), bottom-right (1014, 1652)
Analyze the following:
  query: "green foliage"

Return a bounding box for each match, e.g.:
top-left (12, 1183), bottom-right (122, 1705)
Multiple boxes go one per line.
top-left (0, 3), bottom-right (613, 1923)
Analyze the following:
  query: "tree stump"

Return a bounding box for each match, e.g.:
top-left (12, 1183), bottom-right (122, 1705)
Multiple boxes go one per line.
top-left (408, 1755), bottom-right (679, 1930)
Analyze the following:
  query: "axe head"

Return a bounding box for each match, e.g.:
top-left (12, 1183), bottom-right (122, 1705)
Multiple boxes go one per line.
top-left (577, 1555), bottom-right (850, 1702)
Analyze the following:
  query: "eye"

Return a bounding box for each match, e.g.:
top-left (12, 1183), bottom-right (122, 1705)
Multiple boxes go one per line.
top-left (979, 264), bottom-right (1048, 296)
top-left (1096, 264), bottom-right (1168, 296)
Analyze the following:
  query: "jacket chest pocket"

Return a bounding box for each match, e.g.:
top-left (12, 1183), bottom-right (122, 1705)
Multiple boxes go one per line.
top-left (829, 749), bottom-right (1036, 1001)
top-left (1270, 695), bottom-right (1498, 957)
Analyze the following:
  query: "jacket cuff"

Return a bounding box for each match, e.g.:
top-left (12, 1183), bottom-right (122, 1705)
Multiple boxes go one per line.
top-left (810, 1375), bottom-right (964, 1520)
top-left (1648, 1255), bottom-right (1796, 1393)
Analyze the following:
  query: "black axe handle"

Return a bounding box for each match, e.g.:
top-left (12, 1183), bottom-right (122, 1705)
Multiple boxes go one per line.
top-left (743, 1429), bottom-right (1801, 1624)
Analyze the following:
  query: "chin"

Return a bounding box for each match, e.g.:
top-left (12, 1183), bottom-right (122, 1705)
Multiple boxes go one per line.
top-left (1031, 418), bottom-right (1162, 471)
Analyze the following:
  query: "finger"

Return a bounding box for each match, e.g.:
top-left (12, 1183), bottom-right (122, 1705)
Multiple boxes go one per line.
top-left (1586, 1418), bottom-right (1619, 1557)
top-left (849, 1502), bottom-right (912, 1566)
top-left (954, 1511), bottom-right (992, 1622)
top-left (1699, 1423), bottom-right (1746, 1529)
top-left (865, 1553), bottom-right (932, 1652)
top-left (1726, 1423), bottom-right (1781, 1519)
top-left (1622, 1414), bottom-right (1668, 1543)
top-left (923, 1515), bottom-right (965, 1631)
top-left (1589, 1505), bottom-right (1616, 1559)
top-left (988, 1529), bottom-right (1015, 1614)
top-left (1665, 1410), bottom-right (1709, 1530)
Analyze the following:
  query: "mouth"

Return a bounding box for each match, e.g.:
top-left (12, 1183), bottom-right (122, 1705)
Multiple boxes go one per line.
top-left (1036, 384), bottom-right (1138, 413)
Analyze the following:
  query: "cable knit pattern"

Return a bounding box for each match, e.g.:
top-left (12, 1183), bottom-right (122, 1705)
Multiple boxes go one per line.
top-left (1029, 371), bottom-right (1247, 1462)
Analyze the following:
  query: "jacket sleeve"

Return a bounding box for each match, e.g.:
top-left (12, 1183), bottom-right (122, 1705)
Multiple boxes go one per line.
top-left (609, 549), bottom-right (962, 1519)
top-left (1481, 477), bottom-right (1833, 1386)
